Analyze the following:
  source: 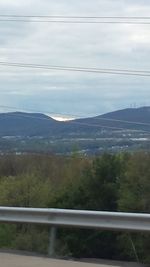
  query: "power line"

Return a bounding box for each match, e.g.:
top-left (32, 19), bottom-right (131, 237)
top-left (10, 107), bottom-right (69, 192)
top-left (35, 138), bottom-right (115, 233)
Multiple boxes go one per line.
top-left (0, 61), bottom-right (150, 77)
top-left (70, 120), bottom-right (150, 133)
top-left (1, 15), bottom-right (150, 19)
top-left (92, 117), bottom-right (150, 127)
top-left (0, 14), bottom-right (150, 20)
top-left (0, 19), bottom-right (150, 25)
top-left (0, 105), bottom-right (75, 120)
top-left (0, 111), bottom-right (54, 122)
top-left (0, 15), bottom-right (150, 24)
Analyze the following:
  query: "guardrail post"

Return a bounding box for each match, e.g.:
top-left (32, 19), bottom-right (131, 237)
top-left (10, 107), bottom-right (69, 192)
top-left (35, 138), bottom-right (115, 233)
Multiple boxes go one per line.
top-left (48, 226), bottom-right (57, 257)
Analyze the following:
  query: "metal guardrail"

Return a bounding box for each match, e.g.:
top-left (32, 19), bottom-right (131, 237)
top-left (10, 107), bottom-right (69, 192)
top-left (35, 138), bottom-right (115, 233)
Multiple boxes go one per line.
top-left (0, 207), bottom-right (150, 256)
top-left (0, 207), bottom-right (150, 231)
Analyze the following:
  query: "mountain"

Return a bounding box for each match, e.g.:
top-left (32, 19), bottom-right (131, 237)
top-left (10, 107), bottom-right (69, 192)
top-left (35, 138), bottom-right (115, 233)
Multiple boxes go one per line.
top-left (0, 107), bottom-right (150, 137)
top-left (0, 107), bottom-right (150, 154)
top-left (75, 107), bottom-right (150, 132)
top-left (0, 112), bottom-right (60, 136)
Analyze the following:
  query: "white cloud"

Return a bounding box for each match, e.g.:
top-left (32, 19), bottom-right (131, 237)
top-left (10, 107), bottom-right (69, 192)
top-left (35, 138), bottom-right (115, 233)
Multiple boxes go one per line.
top-left (0, 0), bottom-right (150, 116)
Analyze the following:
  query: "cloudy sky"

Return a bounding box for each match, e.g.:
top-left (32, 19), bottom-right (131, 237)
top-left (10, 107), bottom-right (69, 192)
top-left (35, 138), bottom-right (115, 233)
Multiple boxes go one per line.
top-left (0, 0), bottom-right (150, 118)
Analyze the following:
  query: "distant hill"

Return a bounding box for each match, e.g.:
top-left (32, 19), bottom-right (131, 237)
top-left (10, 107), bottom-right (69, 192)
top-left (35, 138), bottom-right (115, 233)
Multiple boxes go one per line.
top-left (0, 112), bottom-right (60, 136)
top-left (0, 107), bottom-right (150, 137)
top-left (75, 107), bottom-right (150, 132)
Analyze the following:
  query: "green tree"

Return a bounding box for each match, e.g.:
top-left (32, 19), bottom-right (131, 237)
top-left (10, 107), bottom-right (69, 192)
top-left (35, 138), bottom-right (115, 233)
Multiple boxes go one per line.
top-left (53, 154), bottom-right (122, 258)
top-left (118, 152), bottom-right (150, 264)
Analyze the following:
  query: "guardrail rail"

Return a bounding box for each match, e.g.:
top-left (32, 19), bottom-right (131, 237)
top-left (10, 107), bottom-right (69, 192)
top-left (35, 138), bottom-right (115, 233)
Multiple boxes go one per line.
top-left (0, 207), bottom-right (150, 256)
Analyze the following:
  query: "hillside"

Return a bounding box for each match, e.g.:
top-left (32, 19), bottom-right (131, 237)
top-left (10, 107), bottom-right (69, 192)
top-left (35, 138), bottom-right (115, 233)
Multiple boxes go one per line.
top-left (76, 107), bottom-right (150, 132)
top-left (0, 107), bottom-right (150, 155)
top-left (0, 107), bottom-right (150, 137)
top-left (0, 112), bottom-right (61, 137)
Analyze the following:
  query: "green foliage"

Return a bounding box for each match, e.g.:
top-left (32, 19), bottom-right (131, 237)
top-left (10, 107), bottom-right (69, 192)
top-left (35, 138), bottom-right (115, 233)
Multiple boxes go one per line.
top-left (53, 154), bottom-right (121, 211)
top-left (0, 173), bottom-right (53, 207)
top-left (118, 152), bottom-right (150, 264)
top-left (0, 154), bottom-right (90, 255)
top-left (13, 225), bottom-right (49, 254)
top-left (119, 152), bottom-right (150, 212)
top-left (0, 153), bottom-right (149, 264)
top-left (52, 154), bottom-right (121, 258)
top-left (0, 224), bottom-right (16, 247)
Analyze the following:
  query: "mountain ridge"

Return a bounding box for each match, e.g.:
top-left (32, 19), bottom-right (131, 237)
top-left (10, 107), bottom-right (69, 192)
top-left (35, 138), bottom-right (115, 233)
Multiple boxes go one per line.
top-left (0, 107), bottom-right (150, 137)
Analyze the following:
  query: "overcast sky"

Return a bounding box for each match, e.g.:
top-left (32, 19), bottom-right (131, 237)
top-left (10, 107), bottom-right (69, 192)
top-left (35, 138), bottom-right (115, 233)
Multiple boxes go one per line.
top-left (0, 0), bottom-right (150, 118)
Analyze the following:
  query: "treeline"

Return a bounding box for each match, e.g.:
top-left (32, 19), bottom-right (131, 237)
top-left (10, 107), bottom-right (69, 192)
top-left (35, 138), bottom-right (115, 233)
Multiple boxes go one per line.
top-left (0, 152), bottom-right (150, 264)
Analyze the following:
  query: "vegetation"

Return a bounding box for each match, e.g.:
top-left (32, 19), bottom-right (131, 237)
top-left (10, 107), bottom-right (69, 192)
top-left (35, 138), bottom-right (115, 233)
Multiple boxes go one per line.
top-left (0, 152), bottom-right (150, 264)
